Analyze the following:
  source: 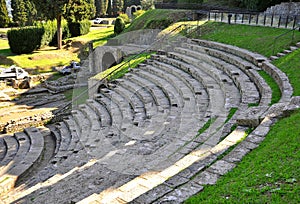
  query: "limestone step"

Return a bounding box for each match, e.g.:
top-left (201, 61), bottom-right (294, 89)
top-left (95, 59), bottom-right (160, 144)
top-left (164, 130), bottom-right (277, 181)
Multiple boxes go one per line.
top-left (296, 42), bottom-right (300, 47)
top-left (0, 132), bottom-right (30, 176)
top-left (113, 84), bottom-right (147, 125)
top-left (116, 79), bottom-right (158, 120)
top-left (277, 52), bottom-right (285, 57)
top-left (85, 100), bottom-right (112, 127)
top-left (173, 47), bottom-right (259, 105)
top-left (125, 73), bottom-right (170, 109)
top-left (99, 88), bottom-right (134, 122)
top-left (0, 127), bottom-right (44, 196)
top-left (0, 138), bottom-right (6, 162)
top-left (181, 45), bottom-right (271, 106)
top-left (283, 49), bottom-right (292, 54)
top-left (190, 39), bottom-right (267, 66)
top-left (0, 134), bottom-right (18, 173)
top-left (290, 46), bottom-right (298, 51)
top-left (270, 55), bottom-right (279, 60)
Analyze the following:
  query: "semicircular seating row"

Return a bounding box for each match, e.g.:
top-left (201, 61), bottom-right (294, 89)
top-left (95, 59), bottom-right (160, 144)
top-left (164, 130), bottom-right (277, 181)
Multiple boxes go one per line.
top-left (0, 38), bottom-right (293, 204)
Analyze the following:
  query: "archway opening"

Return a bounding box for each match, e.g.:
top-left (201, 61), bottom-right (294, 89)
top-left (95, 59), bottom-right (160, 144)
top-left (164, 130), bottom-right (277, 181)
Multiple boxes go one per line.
top-left (131, 6), bottom-right (137, 16)
top-left (102, 52), bottom-right (117, 72)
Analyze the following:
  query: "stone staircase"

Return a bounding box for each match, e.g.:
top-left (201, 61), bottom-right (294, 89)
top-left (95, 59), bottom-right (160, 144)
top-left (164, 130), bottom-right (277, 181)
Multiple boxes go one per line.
top-left (0, 38), bottom-right (296, 204)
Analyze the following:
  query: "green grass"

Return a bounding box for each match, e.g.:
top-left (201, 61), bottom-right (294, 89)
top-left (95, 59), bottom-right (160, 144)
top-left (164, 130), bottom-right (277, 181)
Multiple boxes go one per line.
top-left (64, 86), bottom-right (88, 106)
top-left (190, 21), bottom-right (300, 57)
top-left (71, 27), bottom-right (114, 48)
top-left (258, 70), bottom-right (281, 105)
top-left (273, 49), bottom-right (300, 96)
top-left (124, 9), bottom-right (192, 33)
top-left (92, 52), bottom-right (153, 81)
top-left (0, 27), bottom-right (114, 71)
top-left (186, 109), bottom-right (300, 204)
top-left (224, 107), bottom-right (238, 124)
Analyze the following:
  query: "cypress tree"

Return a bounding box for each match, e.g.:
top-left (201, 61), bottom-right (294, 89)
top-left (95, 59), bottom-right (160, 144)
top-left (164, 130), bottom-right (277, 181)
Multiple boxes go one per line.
top-left (11, 0), bottom-right (27, 26)
top-left (0, 0), bottom-right (10, 27)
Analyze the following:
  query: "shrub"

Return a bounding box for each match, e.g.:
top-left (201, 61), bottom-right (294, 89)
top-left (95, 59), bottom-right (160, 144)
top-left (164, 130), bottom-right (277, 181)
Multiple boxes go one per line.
top-left (35, 20), bottom-right (56, 47)
top-left (114, 17), bottom-right (125, 34)
top-left (118, 13), bottom-right (131, 24)
top-left (133, 10), bottom-right (145, 19)
top-left (68, 20), bottom-right (91, 37)
top-left (145, 19), bottom-right (173, 29)
top-left (8, 27), bottom-right (44, 54)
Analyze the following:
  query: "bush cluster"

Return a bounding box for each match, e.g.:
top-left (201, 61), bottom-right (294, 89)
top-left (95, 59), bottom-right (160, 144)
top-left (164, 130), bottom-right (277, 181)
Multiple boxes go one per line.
top-left (8, 19), bottom-right (91, 54)
top-left (114, 17), bottom-right (125, 34)
top-left (118, 14), bottom-right (131, 24)
top-left (7, 27), bottom-right (44, 54)
top-left (68, 20), bottom-right (91, 37)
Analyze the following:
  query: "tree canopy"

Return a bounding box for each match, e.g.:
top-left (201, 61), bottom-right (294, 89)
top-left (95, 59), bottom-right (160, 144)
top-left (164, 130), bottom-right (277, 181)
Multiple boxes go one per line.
top-left (31, 0), bottom-right (95, 49)
top-left (0, 0), bottom-right (10, 28)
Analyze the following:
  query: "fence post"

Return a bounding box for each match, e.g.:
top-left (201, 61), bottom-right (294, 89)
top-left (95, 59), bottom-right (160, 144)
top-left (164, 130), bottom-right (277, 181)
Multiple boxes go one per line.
top-left (208, 11), bottom-right (211, 21)
top-left (242, 14), bottom-right (244, 23)
top-left (256, 13), bottom-right (259, 25)
top-left (234, 14), bottom-right (237, 23)
top-left (278, 15), bottom-right (281, 28)
top-left (221, 12), bottom-right (223, 22)
top-left (263, 14), bottom-right (266, 26)
top-left (214, 12), bottom-right (217, 21)
top-left (292, 16), bottom-right (296, 29)
top-left (271, 14), bottom-right (274, 27)
top-left (249, 14), bottom-right (252, 24)
top-left (285, 15), bottom-right (289, 28)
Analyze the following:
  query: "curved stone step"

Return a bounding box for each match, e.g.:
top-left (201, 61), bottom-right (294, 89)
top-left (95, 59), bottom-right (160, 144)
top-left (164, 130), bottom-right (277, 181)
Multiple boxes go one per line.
top-left (116, 79), bottom-right (159, 121)
top-left (0, 134), bottom-right (18, 174)
top-left (181, 43), bottom-right (272, 106)
top-left (85, 99), bottom-right (112, 127)
top-left (0, 132), bottom-right (30, 176)
top-left (0, 138), bottom-right (6, 162)
top-left (173, 46), bottom-right (258, 106)
top-left (0, 127), bottom-right (44, 196)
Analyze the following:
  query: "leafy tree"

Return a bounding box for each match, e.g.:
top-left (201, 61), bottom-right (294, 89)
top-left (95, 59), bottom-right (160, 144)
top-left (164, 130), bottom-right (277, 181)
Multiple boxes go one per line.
top-left (11, 0), bottom-right (27, 26)
top-left (141, 0), bottom-right (154, 10)
top-left (0, 0), bottom-right (9, 28)
top-left (12, 0), bottom-right (36, 26)
top-left (65, 0), bottom-right (95, 22)
top-left (107, 0), bottom-right (112, 16)
top-left (95, 0), bottom-right (109, 17)
top-left (31, 0), bottom-right (95, 49)
top-left (31, 0), bottom-right (69, 49)
top-left (112, 0), bottom-right (124, 16)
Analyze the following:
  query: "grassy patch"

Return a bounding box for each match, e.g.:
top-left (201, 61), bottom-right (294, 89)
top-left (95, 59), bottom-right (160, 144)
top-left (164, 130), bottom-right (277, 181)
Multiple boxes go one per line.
top-left (190, 22), bottom-right (300, 57)
top-left (0, 27), bottom-right (114, 71)
top-left (186, 109), bottom-right (300, 204)
top-left (224, 107), bottom-right (238, 124)
top-left (273, 49), bottom-right (300, 96)
top-left (92, 52), bottom-right (153, 81)
top-left (71, 27), bottom-right (114, 48)
top-left (258, 70), bottom-right (281, 105)
top-left (125, 9), bottom-right (192, 33)
top-left (64, 86), bottom-right (88, 106)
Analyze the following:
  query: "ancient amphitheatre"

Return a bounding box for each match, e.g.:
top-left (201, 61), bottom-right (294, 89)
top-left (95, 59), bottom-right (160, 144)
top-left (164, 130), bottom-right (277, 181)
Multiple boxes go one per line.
top-left (1, 2), bottom-right (300, 204)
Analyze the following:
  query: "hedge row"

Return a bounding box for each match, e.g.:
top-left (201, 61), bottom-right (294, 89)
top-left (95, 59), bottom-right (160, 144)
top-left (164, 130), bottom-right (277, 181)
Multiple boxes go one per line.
top-left (7, 27), bottom-right (44, 54)
top-left (8, 20), bottom-right (91, 54)
top-left (68, 20), bottom-right (91, 37)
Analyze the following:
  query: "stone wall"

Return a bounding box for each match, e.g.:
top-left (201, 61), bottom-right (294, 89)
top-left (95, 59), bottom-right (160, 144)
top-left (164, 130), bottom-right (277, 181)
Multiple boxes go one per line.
top-left (0, 112), bottom-right (53, 133)
top-left (264, 2), bottom-right (300, 16)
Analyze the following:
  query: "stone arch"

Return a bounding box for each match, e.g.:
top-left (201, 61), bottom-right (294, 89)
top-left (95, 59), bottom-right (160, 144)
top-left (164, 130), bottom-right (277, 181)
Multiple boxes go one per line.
top-left (136, 5), bottom-right (142, 11)
top-left (88, 46), bottom-right (123, 74)
top-left (131, 6), bottom-right (137, 15)
top-left (102, 52), bottom-right (117, 71)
